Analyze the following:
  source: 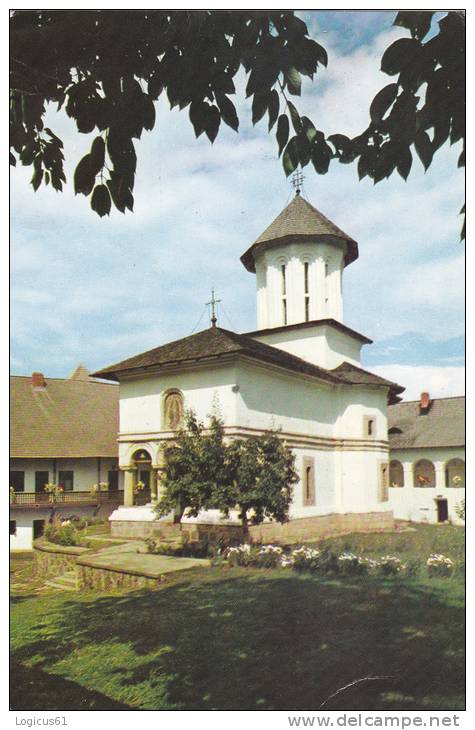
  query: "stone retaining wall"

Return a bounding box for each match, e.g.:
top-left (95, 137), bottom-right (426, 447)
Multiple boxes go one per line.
top-left (248, 511), bottom-right (394, 544)
top-left (76, 562), bottom-right (161, 591)
top-left (111, 511), bottom-right (394, 545)
top-left (33, 540), bottom-right (90, 578)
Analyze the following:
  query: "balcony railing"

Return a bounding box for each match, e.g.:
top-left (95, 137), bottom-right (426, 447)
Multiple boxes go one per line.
top-left (10, 490), bottom-right (125, 508)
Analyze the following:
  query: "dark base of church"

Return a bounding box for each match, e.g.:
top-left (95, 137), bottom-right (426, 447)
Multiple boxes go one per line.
top-left (110, 511), bottom-right (394, 544)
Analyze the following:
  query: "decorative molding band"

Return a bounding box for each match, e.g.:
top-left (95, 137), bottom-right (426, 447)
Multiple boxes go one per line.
top-left (118, 425), bottom-right (389, 453)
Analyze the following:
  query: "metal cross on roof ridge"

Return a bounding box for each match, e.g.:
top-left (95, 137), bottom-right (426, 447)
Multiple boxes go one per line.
top-left (291, 169), bottom-right (305, 195)
top-left (206, 288), bottom-right (221, 327)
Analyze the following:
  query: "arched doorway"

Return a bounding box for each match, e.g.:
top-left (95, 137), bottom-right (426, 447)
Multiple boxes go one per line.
top-left (389, 460), bottom-right (404, 488)
top-left (131, 448), bottom-right (152, 497)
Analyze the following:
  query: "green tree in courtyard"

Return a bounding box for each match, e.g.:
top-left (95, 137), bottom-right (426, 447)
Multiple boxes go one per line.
top-left (10, 10), bottom-right (464, 235)
top-left (220, 431), bottom-right (298, 529)
top-left (155, 410), bottom-right (228, 523)
top-left (155, 411), bottom-right (297, 526)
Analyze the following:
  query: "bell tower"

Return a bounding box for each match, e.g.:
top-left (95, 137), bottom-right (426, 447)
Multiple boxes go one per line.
top-left (241, 191), bottom-right (358, 331)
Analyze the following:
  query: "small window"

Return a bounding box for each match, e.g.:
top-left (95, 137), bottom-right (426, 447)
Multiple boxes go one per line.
top-left (304, 262), bottom-right (309, 294)
top-left (35, 471), bottom-right (49, 493)
top-left (58, 470), bottom-right (74, 492)
top-left (302, 457), bottom-right (315, 506)
top-left (363, 416), bottom-right (376, 438)
top-left (305, 296), bottom-right (310, 322)
top-left (281, 264), bottom-right (287, 295)
top-left (282, 298), bottom-right (287, 325)
top-left (10, 471), bottom-right (25, 492)
top-left (10, 521), bottom-right (17, 536)
top-left (378, 462), bottom-right (389, 502)
top-left (108, 470), bottom-right (119, 491)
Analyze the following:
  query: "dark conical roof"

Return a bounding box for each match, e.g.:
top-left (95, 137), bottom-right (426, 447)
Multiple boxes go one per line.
top-left (241, 194), bottom-right (358, 272)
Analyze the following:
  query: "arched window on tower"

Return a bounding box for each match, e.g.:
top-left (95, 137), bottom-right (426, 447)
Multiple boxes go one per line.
top-left (304, 261), bottom-right (310, 322)
top-left (281, 264), bottom-right (287, 325)
top-left (163, 389), bottom-right (184, 430)
top-left (445, 458), bottom-right (465, 487)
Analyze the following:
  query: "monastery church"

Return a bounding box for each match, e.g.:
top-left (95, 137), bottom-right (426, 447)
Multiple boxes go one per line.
top-left (92, 189), bottom-right (405, 540)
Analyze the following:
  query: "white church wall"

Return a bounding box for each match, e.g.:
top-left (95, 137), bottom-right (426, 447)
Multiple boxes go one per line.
top-left (387, 446), bottom-right (465, 524)
top-left (234, 361), bottom-right (337, 437)
top-left (339, 448), bottom-right (392, 514)
top-left (9, 504), bottom-right (114, 550)
top-left (289, 448), bottom-right (336, 518)
top-left (118, 363), bottom-right (239, 466)
top-left (251, 324), bottom-right (362, 370)
top-left (337, 387), bottom-right (388, 441)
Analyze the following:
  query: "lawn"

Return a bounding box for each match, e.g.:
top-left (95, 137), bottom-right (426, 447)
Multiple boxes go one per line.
top-left (10, 525), bottom-right (465, 712)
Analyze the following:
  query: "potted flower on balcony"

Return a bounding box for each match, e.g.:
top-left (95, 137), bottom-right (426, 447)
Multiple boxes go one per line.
top-left (134, 480), bottom-right (146, 495)
top-left (43, 482), bottom-right (64, 503)
top-left (10, 485), bottom-right (15, 504)
top-left (417, 474), bottom-right (431, 487)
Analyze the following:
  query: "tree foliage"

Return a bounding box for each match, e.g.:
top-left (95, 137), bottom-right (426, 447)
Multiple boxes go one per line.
top-left (10, 10), bottom-right (464, 235)
top-left (155, 410), bottom-right (298, 527)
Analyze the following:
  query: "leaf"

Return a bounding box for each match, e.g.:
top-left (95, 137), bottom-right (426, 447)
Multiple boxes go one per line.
top-left (458, 148), bottom-right (465, 168)
top-left (91, 184), bottom-right (111, 217)
top-left (381, 38), bottom-right (421, 76)
top-left (90, 136), bottom-right (105, 175)
top-left (252, 91), bottom-right (268, 126)
top-left (31, 165), bottom-right (43, 191)
top-left (370, 84), bottom-right (398, 124)
top-left (396, 145), bottom-right (412, 180)
top-left (394, 11), bottom-right (434, 40)
top-left (189, 101), bottom-right (208, 138)
top-left (217, 94), bottom-right (239, 131)
top-left (311, 143), bottom-right (331, 175)
top-left (142, 95), bottom-right (156, 131)
top-left (44, 127), bottom-right (64, 148)
top-left (301, 116), bottom-right (318, 144)
top-left (287, 100), bottom-right (302, 133)
top-left (282, 136), bottom-right (299, 176)
top-left (284, 67), bottom-right (301, 96)
top-left (267, 90), bottom-right (279, 131)
top-left (414, 130), bottom-right (433, 170)
top-left (9, 151), bottom-right (16, 166)
top-left (276, 114), bottom-right (289, 157)
top-left (204, 105), bottom-right (221, 143)
top-left (74, 154), bottom-right (96, 196)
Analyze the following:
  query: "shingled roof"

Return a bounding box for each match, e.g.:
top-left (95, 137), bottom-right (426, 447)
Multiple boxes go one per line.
top-left (10, 374), bottom-right (119, 458)
top-left (331, 362), bottom-right (405, 405)
top-left (241, 194), bottom-right (359, 272)
top-left (93, 326), bottom-right (344, 384)
top-left (93, 326), bottom-right (402, 405)
top-left (388, 396), bottom-right (465, 449)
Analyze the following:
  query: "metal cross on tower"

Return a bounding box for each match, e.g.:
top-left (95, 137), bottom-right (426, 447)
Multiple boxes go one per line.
top-left (206, 289), bottom-right (221, 327)
top-left (291, 169), bottom-right (305, 196)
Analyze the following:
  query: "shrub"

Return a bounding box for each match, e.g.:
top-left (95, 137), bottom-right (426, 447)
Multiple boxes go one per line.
top-left (145, 536), bottom-right (210, 559)
top-left (254, 544), bottom-right (283, 568)
top-left (337, 552), bottom-right (370, 576)
top-left (288, 546), bottom-right (322, 572)
top-left (427, 554), bottom-right (454, 578)
top-left (454, 499), bottom-right (465, 522)
top-left (377, 555), bottom-right (406, 576)
top-left (44, 519), bottom-right (88, 547)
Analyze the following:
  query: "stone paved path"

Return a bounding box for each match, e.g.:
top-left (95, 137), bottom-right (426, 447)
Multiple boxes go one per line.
top-left (78, 539), bottom-right (210, 578)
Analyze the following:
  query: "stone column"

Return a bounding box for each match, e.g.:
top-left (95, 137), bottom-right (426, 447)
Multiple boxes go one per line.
top-left (435, 462), bottom-right (446, 491)
top-left (123, 469), bottom-right (135, 507)
top-left (150, 469), bottom-right (158, 504)
top-left (402, 462), bottom-right (413, 488)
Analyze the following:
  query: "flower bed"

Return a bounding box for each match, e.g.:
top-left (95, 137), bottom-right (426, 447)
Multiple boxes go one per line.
top-left (216, 544), bottom-right (456, 579)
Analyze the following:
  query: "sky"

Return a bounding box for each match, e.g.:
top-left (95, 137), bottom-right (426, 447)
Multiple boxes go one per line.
top-left (10, 10), bottom-right (465, 401)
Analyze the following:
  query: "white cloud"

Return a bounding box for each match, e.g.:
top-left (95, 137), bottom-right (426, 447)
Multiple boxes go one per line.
top-left (371, 364), bottom-right (465, 401)
top-left (9, 12), bottom-right (464, 377)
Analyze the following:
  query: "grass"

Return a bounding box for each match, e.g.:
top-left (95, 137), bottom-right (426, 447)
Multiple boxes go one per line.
top-left (10, 525), bottom-right (465, 712)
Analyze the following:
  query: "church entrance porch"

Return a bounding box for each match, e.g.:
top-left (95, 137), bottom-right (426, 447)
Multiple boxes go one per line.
top-left (122, 448), bottom-right (162, 508)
